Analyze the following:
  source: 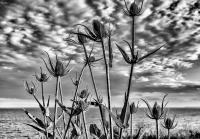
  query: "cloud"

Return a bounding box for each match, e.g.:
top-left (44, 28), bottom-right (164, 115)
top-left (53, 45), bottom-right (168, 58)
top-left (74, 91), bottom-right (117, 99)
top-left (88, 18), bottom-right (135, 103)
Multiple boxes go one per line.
top-left (0, 0), bottom-right (200, 107)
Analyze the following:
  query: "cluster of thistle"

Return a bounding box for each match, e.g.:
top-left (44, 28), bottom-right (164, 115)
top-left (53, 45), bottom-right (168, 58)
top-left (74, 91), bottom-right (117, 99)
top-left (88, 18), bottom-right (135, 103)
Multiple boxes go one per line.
top-left (23, 0), bottom-right (178, 139)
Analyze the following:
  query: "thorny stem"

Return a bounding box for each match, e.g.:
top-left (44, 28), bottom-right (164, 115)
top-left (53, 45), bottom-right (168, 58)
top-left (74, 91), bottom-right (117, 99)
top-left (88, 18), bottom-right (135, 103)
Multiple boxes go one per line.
top-left (82, 43), bottom-right (108, 138)
top-left (58, 78), bottom-right (66, 130)
top-left (41, 82), bottom-right (48, 139)
top-left (53, 76), bottom-right (59, 139)
top-left (63, 64), bottom-right (86, 138)
top-left (119, 17), bottom-right (135, 139)
top-left (82, 111), bottom-right (89, 139)
top-left (156, 119), bottom-right (159, 139)
top-left (100, 37), bottom-right (113, 139)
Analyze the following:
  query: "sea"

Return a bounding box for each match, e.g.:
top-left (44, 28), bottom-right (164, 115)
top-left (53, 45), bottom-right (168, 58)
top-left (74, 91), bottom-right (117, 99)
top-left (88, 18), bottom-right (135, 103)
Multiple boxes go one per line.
top-left (1, 108), bottom-right (200, 138)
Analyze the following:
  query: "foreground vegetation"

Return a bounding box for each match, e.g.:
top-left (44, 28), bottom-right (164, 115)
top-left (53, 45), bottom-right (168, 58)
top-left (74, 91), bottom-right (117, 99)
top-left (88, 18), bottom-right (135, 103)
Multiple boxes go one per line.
top-left (22, 0), bottom-right (195, 139)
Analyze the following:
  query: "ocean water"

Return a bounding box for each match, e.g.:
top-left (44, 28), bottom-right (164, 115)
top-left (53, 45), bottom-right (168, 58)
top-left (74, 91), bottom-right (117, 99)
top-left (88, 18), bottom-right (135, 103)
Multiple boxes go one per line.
top-left (0, 108), bottom-right (200, 138)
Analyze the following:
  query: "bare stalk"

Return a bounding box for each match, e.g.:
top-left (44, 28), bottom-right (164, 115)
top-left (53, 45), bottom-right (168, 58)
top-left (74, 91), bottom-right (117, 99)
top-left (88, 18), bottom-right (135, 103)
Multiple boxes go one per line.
top-left (119, 16), bottom-right (135, 139)
top-left (168, 129), bottom-right (170, 139)
top-left (53, 76), bottom-right (60, 138)
top-left (41, 82), bottom-right (48, 139)
top-left (130, 114), bottom-right (133, 137)
top-left (82, 111), bottom-right (89, 139)
top-left (156, 119), bottom-right (159, 139)
top-left (82, 43), bottom-right (108, 138)
top-left (58, 77), bottom-right (66, 129)
top-left (63, 64), bottom-right (86, 138)
top-left (100, 37), bottom-right (113, 139)
top-left (41, 82), bottom-right (45, 107)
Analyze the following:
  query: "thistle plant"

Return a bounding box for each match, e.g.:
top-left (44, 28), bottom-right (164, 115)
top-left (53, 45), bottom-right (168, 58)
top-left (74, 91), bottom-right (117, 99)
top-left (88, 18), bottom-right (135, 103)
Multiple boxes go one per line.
top-left (117, 0), bottom-right (164, 138)
top-left (24, 81), bottom-right (51, 139)
top-left (74, 20), bottom-right (113, 139)
top-left (162, 114), bottom-right (178, 139)
top-left (42, 52), bottom-right (71, 138)
top-left (142, 94), bottom-right (168, 139)
top-left (66, 31), bottom-right (108, 138)
top-left (130, 101), bottom-right (139, 137)
top-left (34, 67), bottom-right (49, 106)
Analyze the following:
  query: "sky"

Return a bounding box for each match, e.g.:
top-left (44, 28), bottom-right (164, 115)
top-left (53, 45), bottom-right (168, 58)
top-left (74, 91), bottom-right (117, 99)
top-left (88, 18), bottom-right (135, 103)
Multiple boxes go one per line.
top-left (0, 0), bottom-right (200, 108)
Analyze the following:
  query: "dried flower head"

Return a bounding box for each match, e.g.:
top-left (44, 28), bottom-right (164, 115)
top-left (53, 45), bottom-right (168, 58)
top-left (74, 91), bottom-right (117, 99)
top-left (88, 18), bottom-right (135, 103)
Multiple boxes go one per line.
top-left (162, 115), bottom-right (178, 130)
top-left (78, 89), bottom-right (90, 99)
top-left (123, 0), bottom-right (144, 17)
top-left (34, 67), bottom-right (49, 82)
top-left (24, 81), bottom-right (37, 95)
top-left (73, 19), bottom-right (108, 42)
top-left (130, 101), bottom-right (139, 114)
top-left (42, 52), bottom-right (71, 77)
top-left (142, 94), bottom-right (168, 120)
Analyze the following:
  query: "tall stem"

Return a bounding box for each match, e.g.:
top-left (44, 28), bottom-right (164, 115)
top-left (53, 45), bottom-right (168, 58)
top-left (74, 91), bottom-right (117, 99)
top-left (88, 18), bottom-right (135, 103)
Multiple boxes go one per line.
top-left (53, 76), bottom-right (60, 138)
top-left (41, 82), bottom-right (45, 107)
top-left (41, 82), bottom-right (48, 139)
top-left (88, 65), bottom-right (108, 138)
top-left (156, 120), bottom-right (159, 139)
top-left (168, 129), bottom-right (170, 139)
top-left (63, 65), bottom-right (86, 138)
top-left (58, 78), bottom-right (66, 129)
top-left (100, 38), bottom-right (113, 139)
top-left (119, 16), bottom-right (135, 139)
top-left (82, 43), bottom-right (107, 138)
top-left (130, 114), bottom-right (133, 138)
top-left (82, 111), bottom-right (89, 139)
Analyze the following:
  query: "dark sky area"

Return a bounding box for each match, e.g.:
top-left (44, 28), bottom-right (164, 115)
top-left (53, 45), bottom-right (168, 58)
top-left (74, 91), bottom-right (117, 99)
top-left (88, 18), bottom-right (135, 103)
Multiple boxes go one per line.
top-left (0, 0), bottom-right (200, 107)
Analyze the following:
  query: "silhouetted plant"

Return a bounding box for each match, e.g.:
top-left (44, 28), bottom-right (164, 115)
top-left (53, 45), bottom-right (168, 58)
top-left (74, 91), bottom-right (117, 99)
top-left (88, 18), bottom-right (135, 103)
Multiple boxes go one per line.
top-left (22, 0), bottom-right (166, 138)
top-left (142, 94), bottom-right (168, 139)
top-left (162, 114), bottom-right (178, 139)
top-left (130, 101), bottom-right (139, 138)
top-left (42, 52), bottom-right (71, 138)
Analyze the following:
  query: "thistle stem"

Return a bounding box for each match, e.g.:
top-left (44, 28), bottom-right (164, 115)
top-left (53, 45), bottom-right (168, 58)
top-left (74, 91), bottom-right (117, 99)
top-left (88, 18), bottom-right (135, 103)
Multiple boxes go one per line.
top-left (130, 114), bottom-right (133, 137)
top-left (41, 82), bottom-right (45, 107)
top-left (82, 111), bottom-right (89, 139)
top-left (119, 16), bottom-right (135, 139)
top-left (82, 43), bottom-right (108, 138)
top-left (58, 78), bottom-right (66, 130)
top-left (63, 64), bottom-right (86, 138)
top-left (100, 37), bottom-right (113, 139)
top-left (41, 82), bottom-right (48, 139)
top-left (156, 119), bottom-right (159, 139)
top-left (88, 65), bottom-right (108, 138)
top-left (53, 76), bottom-right (59, 139)
top-left (168, 129), bottom-right (170, 139)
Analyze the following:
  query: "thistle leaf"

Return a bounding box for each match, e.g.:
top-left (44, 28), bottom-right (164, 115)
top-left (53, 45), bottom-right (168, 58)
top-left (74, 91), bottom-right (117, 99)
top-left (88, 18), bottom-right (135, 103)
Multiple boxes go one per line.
top-left (102, 105), bottom-right (125, 129)
top-left (116, 43), bottom-right (131, 64)
top-left (120, 93), bottom-right (130, 128)
top-left (137, 44), bottom-right (165, 63)
top-left (56, 99), bottom-right (71, 115)
top-left (23, 109), bottom-right (46, 129)
top-left (89, 124), bottom-right (102, 137)
top-left (25, 123), bottom-right (53, 138)
top-left (71, 120), bottom-right (82, 136)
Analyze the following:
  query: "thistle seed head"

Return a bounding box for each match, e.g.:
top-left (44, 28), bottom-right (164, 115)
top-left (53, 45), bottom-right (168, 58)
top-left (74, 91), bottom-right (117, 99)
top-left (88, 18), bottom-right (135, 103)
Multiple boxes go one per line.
top-left (78, 89), bottom-right (89, 99)
top-left (25, 81), bottom-right (37, 95)
top-left (152, 102), bottom-right (161, 119)
top-left (130, 102), bottom-right (138, 114)
top-left (92, 20), bottom-right (107, 38)
top-left (34, 67), bottom-right (49, 82)
top-left (77, 33), bottom-right (87, 44)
